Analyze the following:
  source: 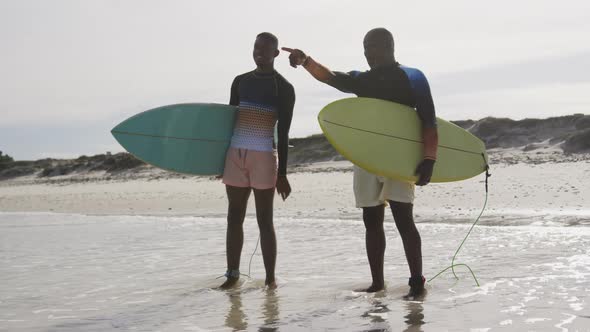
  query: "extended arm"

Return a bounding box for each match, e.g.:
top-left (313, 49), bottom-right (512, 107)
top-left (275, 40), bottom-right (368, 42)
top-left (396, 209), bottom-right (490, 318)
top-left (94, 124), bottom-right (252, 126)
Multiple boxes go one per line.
top-left (282, 47), bottom-right (334, 82)
top-left (282, 47), bottom-right (362, 94)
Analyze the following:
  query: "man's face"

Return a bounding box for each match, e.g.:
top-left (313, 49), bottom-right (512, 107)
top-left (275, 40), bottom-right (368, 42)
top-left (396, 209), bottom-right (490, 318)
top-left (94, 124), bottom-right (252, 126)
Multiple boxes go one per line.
top-left (363, 33), bottom-right (392, 69)
top-left (253, 37), bottom-right (278, 67)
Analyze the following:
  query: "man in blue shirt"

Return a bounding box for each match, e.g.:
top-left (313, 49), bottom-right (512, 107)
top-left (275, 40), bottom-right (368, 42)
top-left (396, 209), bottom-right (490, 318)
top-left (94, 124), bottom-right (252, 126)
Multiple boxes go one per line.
top-left (283, 28), bottom-right (438, 297)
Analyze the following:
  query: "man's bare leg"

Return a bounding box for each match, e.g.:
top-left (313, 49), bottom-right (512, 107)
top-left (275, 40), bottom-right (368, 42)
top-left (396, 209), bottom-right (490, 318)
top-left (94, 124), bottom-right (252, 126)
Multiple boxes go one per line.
top-left (389, 201), bottom-right (422, 277)
top-left (357, 204), bottom-right (386, 292)
top-left (389, 200), bottom-right (424, 296)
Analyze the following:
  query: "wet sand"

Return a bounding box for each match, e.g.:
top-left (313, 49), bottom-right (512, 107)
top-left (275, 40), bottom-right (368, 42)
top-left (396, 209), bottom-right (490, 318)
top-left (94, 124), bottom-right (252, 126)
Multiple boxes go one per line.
top-left (1, 150), bottom-right (589, 331)
top-left (1, 213), bottom-right (588, 331)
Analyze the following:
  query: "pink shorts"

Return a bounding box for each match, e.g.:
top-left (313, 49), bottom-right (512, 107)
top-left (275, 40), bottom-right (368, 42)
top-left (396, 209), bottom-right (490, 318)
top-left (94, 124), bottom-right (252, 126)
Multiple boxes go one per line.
top-left (222, 148), bottom-right (278, 190)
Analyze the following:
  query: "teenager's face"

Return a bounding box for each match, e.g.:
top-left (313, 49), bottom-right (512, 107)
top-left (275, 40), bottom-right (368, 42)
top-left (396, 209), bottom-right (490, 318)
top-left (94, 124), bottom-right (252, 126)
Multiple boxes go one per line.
top-left (253, 37), bottom-right (278, 67)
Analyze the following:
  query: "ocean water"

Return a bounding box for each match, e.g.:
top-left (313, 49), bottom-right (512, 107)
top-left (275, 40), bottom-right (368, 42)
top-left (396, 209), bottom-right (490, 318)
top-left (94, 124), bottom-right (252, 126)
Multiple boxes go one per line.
top-left (0, 212), bottom-right (588, 331)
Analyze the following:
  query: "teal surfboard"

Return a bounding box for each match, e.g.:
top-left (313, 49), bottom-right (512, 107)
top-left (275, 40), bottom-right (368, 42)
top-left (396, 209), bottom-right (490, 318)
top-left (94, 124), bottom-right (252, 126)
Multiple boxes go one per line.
top-left (319, 97), bottom-right (488, 183)
top-left (111, 103), bottom-right (237, 175)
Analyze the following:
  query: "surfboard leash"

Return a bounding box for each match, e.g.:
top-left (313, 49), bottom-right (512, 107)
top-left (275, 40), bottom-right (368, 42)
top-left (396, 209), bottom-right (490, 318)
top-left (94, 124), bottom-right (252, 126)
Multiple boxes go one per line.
top-left (429, 154), bottom-right (491, 286)
top-left (215, 234), bottom-right (260, 280)
top-left (247, 234), bottom-right (260, 277)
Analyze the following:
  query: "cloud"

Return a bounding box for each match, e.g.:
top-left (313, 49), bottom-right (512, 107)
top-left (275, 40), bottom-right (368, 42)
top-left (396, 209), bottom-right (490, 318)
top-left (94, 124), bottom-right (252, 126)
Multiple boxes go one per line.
top-left (437, 81), bottom-right (590, 120)
top-left (2, 0), bottom-right (590, 159)
top-left (432, 52), bottom-right (590, 96)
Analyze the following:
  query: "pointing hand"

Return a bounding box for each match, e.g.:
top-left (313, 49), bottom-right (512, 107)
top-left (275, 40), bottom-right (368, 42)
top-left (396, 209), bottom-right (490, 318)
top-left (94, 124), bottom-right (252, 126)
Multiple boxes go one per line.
top-left (281, 47), bottom-right (308, 68)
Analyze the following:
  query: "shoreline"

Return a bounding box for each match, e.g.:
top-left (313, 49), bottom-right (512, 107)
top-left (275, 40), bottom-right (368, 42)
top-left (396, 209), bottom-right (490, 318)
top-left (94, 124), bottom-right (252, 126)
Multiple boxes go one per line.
top-left (1, 150), bottom-right (589, 225)
top-left (3, 147), bottom-right (590, 186)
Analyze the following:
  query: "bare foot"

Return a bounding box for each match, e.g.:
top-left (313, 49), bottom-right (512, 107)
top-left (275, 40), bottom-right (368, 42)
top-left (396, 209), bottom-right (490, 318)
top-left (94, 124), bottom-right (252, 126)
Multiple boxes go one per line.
top-left (404, 276), bottom-right (426, 299)
top-left (218, 277), bottom-right (239, 290)
top-left (354, 284), bottom-right (384, 293)
top-left (265, 280), bottom-right (277, 290)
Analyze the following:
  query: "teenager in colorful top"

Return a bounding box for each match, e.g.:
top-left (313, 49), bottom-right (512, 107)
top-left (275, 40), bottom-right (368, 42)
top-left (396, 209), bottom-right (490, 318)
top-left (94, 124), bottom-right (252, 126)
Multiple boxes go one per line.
top-left (282, 28), bottom-right (437, 297)
top-left (219, 32), bottom-right (295, 290)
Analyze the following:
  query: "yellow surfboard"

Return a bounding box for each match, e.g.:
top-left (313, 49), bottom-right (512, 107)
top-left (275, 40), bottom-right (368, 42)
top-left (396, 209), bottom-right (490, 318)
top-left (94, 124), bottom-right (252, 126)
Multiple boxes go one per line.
top-left (318, 97), bottom-right (488, 183)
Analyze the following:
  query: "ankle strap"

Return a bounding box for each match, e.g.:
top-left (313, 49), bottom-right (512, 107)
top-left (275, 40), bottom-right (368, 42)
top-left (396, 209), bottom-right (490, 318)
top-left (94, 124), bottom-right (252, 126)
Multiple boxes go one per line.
top-left (408, 276), bottom-right (425, 287)
top-left (225, 269), bottom-right (240, 278)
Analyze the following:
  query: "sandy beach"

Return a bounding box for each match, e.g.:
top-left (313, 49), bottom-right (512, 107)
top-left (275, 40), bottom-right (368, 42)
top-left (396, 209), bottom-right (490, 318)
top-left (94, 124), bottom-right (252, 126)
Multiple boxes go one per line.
top-left (1, 149), bottom-right (589, 331)
top-left (1, 149), bottom-right (588, 223)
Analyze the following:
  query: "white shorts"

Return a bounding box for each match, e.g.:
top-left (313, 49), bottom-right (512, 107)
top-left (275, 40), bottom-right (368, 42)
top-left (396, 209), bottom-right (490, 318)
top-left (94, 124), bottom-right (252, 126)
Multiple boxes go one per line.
top-left (353, 165), bottom-right (415, 208)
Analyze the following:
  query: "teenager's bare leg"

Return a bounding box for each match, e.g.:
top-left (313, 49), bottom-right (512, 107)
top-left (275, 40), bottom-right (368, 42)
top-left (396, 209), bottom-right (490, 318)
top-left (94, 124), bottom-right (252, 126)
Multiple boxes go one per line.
top-left (219, 185), bottom-right (251, 289)
top-left (253, 188), bottom-right (277, 288)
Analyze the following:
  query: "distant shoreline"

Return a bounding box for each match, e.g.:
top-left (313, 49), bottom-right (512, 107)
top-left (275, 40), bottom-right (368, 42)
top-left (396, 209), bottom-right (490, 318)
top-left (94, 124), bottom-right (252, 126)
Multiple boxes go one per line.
top-left (1, 114), bottom-right (589, 182)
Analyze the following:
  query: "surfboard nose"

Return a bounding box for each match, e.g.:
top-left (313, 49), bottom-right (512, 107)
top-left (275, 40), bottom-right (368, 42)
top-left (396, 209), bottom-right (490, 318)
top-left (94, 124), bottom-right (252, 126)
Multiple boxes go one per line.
top-left (111, 103), bottom-right (237, 175)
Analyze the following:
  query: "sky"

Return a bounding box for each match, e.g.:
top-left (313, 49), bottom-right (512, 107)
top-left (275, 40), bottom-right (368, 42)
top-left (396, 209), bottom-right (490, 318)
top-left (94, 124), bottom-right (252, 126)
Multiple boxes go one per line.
top-left (1, 0), bottom-right (589, 160)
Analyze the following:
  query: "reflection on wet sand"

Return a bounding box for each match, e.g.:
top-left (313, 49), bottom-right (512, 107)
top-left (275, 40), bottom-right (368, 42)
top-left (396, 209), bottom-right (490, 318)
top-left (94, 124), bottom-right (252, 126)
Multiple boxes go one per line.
top-left (360, 290), bottom-right (427, 332)
top-left (259, 288), bottom-right (280, 331)
top-left (362, 297), bottom-right (392, 331)
top-left (225, 291), bottom-right (247, 331)
top-left (224, 287), bottom-right (281, 331)
top-left (403, 294), bottom-right (425, 332)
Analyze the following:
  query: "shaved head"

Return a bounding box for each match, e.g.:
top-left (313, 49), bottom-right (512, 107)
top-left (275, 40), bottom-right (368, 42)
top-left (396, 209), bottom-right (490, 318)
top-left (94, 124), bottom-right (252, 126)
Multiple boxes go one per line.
top-left (363, 28), bottom-right (396, 68)
top-left (364, 28), bottom-right (394, 52)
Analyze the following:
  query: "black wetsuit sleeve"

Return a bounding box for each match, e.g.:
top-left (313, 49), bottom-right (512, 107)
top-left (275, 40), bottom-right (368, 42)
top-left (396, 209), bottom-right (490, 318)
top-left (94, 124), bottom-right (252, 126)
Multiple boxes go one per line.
top-left (229, 76), bottom-right (240, 106)
top-left (277, 81), bottom-right (295, 176)
top-left (326, 71), bottom-right (363, 95)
